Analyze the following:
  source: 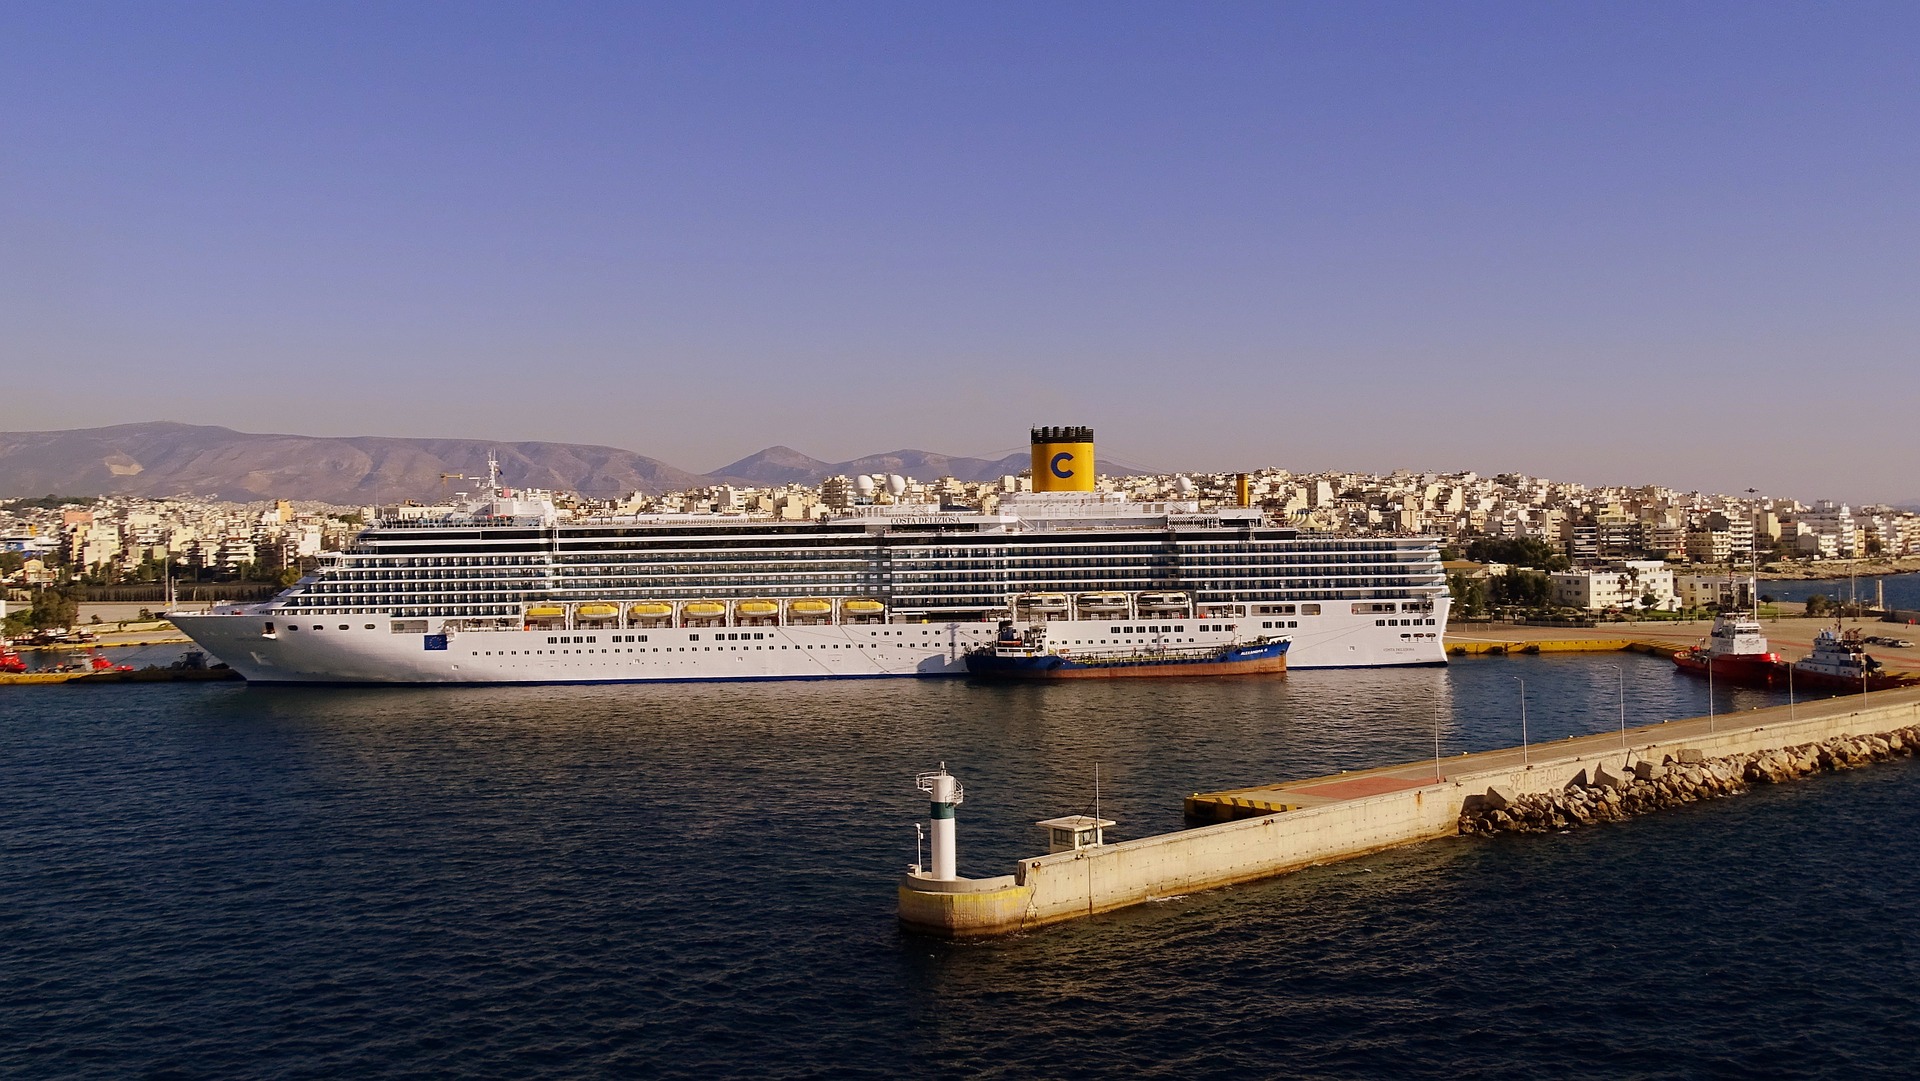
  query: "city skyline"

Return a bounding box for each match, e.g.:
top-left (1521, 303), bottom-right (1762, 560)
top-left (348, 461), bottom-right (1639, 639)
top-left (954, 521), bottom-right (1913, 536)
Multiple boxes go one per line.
top-left (4, 5), bottom-right (1916, 501)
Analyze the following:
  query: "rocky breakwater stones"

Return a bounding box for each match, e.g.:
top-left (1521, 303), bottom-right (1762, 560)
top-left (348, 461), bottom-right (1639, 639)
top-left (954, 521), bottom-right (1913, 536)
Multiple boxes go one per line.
top-left (1458, 725), bottom-right (1920, 836)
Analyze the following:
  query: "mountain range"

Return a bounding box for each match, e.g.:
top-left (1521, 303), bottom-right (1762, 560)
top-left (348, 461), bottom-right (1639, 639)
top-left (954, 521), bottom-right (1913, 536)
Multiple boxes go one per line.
top-left (0, 422), bottom-right (1054, 504)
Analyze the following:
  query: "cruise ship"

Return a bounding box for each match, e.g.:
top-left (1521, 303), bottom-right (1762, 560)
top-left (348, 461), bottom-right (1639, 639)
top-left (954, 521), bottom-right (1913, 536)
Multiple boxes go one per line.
top-left (169, 427), bottom-right (1450, 683)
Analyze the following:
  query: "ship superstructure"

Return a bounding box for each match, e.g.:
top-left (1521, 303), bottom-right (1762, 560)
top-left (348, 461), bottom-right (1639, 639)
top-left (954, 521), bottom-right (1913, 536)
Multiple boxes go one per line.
top-left (170, 428), bottom-right (1450, 683)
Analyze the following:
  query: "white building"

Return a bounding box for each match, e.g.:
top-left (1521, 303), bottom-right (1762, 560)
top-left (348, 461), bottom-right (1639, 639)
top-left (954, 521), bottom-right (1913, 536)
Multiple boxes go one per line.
top-left (1552, 561), bottom-right (1680, 612)
top-left (1802, 501), bottom-right (1858, 558)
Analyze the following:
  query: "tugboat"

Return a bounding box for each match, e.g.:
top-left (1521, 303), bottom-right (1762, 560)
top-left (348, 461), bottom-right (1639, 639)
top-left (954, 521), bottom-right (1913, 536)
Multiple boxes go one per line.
top-left (1673, 569), bottom-right (1789, 688)
top-left (964, 620), bottom-right (1288, 680)
top-left (0, 644), bottom-right (26, 674)
top-left (1673, 611), bottom-right (1787, 687)
top-left (87, 651), bottom-right (135, 674)
top-left (1792, 623), bottom-right (1920, 692)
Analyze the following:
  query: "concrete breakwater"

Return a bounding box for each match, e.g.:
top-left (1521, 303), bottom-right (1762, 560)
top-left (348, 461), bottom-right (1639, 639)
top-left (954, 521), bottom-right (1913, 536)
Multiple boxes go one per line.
top-left (898, 688), bottom-right (1920, 939)
top-left (1460, 726), bottom-right (1920, 835)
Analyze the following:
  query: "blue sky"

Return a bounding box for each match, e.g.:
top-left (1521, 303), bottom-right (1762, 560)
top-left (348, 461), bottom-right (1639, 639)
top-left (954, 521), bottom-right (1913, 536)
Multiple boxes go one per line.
top-left (3, 3), bottom-right (1916, 501)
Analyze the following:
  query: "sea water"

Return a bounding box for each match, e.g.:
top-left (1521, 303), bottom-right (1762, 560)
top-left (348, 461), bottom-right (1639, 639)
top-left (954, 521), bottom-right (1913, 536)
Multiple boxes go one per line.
top-left (3, 655), bottom-right (1913, 1079)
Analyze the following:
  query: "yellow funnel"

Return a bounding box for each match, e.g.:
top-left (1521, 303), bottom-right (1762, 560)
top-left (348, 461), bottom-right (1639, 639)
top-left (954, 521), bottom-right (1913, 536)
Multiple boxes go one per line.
top-left (1030, 426), bottom-right (1095, 492)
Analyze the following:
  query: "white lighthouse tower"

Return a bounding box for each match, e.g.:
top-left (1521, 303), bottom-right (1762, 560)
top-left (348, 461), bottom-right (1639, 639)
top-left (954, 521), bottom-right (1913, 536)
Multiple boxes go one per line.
top-left (915, 764), bottom-right (964, 880)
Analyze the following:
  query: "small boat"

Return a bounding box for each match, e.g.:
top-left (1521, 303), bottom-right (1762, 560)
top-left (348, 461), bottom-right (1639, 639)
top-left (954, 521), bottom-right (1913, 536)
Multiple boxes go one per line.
top-left (1793, 624), bottom-right (1920, 691)
top-left (1137, 591), bottom-right (1190, 611)
top-left (1077, 592), bottom-right (1129, 613)
top-left (683, 601), bottom-right (727, 619)
top-left (965, 621), bottom-right (1288, 680)
top-left (575, 603), bottom-right (620, 621)
top-left (736, 600), bottom-right (779, 618)
top-left (789, 598), bottom-right (833, 617)
top-left (842, 599), bottom-right (885, 616)
top-left (525, 604), bottom-right (566, 619)
top-left (1, 648), bottom-right (28, 674)
top-left (627, 602), bottom-right (674, 619)
top-left (1673, 610), bottom-right (1787, 687)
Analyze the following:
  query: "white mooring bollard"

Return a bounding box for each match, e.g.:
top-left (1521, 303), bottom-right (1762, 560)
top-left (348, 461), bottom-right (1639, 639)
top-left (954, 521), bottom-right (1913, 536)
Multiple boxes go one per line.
top-left (915, 763), bottom-right (965, 880)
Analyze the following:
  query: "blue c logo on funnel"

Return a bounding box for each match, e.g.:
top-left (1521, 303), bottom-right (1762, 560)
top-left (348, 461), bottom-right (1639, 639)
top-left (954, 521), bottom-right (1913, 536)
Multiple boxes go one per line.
top-left (1050, 452), bottom-right (1075, 479)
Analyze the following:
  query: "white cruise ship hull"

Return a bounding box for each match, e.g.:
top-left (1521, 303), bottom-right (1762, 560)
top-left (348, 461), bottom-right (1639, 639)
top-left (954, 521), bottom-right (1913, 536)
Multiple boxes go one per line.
top-left (171, 606), bottom-right (1448, 684)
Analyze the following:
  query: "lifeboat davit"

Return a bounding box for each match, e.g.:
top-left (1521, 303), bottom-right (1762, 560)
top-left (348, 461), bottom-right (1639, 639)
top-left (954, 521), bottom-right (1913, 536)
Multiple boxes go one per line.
top-left (575, 603), bottom-right (620, 621)
top-left (790, 599), bottom-right (832, 617)
top-left (736, 600), bottom-right (779, 618)
top-left (525, 604), bottom-right (566, 620)
top-left (843, 599), bottom-right (885, 616)
top-left (627, 602), bottom-right (673, 619)
top-left (683, 601), bottom-right (727, 619)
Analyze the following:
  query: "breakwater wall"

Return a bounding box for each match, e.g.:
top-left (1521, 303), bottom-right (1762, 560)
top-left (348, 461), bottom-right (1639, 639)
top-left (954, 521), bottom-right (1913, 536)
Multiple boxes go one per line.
top-left (898, 688), bottom-right (1920, 938)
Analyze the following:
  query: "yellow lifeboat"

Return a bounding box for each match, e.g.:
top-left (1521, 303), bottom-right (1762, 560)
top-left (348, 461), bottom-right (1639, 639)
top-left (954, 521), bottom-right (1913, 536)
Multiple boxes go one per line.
top-left (627, 602), bottom-right (673, 619)
top-left (1018, 593), bottom-right (1070, 612)
top-left (575, 603), bottom-right (620, 621)
top-left (525, 604), bottom-right (566, 619)
top-left (683, 601), bottom-right (727, 619)
top-left (790, 598), bottom-right (832, 617)
top-left (842, 598), bottom-right (885, 615)
top-left (1077, 592), bottom-right (1129, 612)
top-left (1138, 592), bottom-right (1190, 610)
top-left (736, 600), bottom-right (779, 618)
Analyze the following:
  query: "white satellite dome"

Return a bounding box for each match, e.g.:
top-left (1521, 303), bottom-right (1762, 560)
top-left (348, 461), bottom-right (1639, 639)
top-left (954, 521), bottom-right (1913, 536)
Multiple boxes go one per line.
top-left (886, 474), bottom-right (908, 497)
top-left (855, 475), bottom-right (877, 496)
top-left (1174, 476), bottom-right (1196, 496)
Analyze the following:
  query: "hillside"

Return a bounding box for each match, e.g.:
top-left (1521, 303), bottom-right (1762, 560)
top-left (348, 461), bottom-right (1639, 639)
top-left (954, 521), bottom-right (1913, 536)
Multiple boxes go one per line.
top-left (714, 446), bottom-right (1036, 486)
top-left (0, 423), bottom-right (713, 503)
top-left (0, 423), bottom-right (1116, 504)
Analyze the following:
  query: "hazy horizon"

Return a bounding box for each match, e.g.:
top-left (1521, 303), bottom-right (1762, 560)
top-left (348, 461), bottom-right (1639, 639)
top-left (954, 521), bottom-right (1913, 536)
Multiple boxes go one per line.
top-left (4, 418), bottom-right (1912, 508)
top-left (4, 5), bottom-right (1915, 503)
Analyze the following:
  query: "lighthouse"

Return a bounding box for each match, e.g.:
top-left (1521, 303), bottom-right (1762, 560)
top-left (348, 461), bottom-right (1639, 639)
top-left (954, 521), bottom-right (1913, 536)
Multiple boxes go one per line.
top-left (915, 764), bottom-right (965, 880)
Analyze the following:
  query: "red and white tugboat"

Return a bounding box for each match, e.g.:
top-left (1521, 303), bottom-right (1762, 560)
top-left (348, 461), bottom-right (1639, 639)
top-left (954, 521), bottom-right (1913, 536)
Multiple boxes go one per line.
top-left (1674, 574), bottom-right (1786, 687)
top-left (1792, 623), bottom-right (1920, 692)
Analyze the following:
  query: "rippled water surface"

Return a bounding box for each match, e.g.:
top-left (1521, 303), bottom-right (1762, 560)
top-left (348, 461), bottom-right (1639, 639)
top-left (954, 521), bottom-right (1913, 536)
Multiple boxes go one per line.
top-left (1764, 570), bottom-right (1920, 613)
top-left (4, 655), bottom-right (1915, 1078)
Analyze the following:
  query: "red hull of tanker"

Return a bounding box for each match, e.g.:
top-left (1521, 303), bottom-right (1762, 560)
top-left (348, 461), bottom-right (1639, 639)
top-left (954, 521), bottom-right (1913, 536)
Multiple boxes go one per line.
top-left (1788, 666), bottom-right (1920, 693)
top-left (983, 654), bottom-right (1289, 679)
top-left (1672, 650), bottom-right (1790, 688)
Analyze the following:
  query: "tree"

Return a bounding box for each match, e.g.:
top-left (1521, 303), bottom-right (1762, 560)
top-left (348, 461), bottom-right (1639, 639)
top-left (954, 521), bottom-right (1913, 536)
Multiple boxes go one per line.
top-left (1448, 572), bottom-right (1488, 617)
top-left (30, 588), bottom-right (78, 630)
top-left (1490, 569), bottom-right (1555, 610)
top-left (1464, 536), bottom-right (1571, 573)
top-left (1804, 593), bottom-right (1831, 617)
top-left (0, 550), bottom-right (23, 576)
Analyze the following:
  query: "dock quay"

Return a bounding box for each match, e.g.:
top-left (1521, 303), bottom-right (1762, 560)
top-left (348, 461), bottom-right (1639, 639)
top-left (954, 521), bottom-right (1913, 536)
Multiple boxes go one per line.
top-left (0, 667), bottom-right (241, 686)
top-left (898, 686), bottom-right (1920, 938)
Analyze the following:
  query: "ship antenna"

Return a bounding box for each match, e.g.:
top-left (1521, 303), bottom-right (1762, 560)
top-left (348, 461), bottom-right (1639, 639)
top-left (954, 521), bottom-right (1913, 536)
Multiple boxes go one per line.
top-left (488, 452), bottom-right (500, 495)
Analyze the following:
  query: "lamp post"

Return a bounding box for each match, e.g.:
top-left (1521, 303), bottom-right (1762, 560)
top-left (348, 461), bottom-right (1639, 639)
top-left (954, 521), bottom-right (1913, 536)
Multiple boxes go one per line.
top-left (1513, 675), bottom-right (1529, 767)
top-left (1602, 662), bottom-right (1627, 760)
